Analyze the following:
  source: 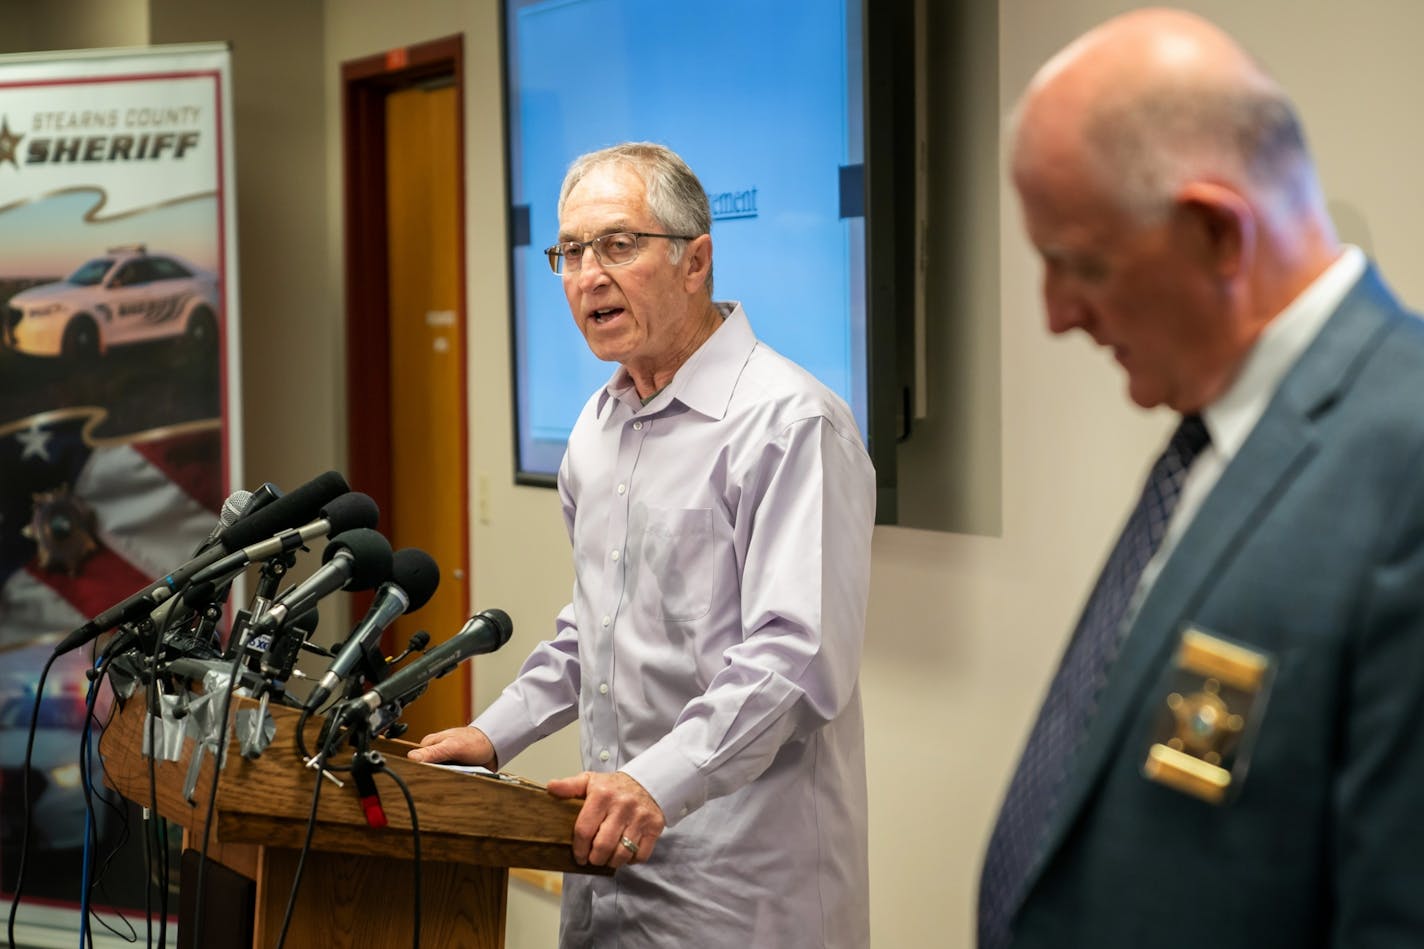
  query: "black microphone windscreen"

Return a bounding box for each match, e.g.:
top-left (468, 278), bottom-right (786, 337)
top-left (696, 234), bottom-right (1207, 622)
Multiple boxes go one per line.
top-left (221, 470), bottom-right (349, 550)
top-left (319, 492), bottom-right (380, 535)
top-left (323, 528), bottom-right (393, 591)
top-left (479, 607), bottom-right (514, 645)
top-left (391, 548), bottom-right (440, 612)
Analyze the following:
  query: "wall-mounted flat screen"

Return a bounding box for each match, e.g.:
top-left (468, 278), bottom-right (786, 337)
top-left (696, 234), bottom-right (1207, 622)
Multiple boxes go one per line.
top-left (504, 0), bottom-right (875, 483)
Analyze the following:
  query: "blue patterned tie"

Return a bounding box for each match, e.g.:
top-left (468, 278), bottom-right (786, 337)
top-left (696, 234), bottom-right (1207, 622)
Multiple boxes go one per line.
top-left (977, 415), bottom-right (1210, 949)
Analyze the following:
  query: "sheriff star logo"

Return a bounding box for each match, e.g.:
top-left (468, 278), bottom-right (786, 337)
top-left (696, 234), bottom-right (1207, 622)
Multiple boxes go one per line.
top-left (0, 116), bottom-right (22, 170)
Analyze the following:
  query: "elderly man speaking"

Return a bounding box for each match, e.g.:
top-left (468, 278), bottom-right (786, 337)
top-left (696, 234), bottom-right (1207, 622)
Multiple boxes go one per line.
top-left (410, 142), bottom-right (875, 948)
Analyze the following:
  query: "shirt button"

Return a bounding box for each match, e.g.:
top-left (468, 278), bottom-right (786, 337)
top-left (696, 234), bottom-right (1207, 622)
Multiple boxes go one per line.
top-left (601, 615), bottom-right (611, 628)
top-left (633, 421), bottom-right (643, 431)
top-left (599, 682), bottom-right (609, 694)
top-left (610, 549), bottom-right (620, 562)
top-left (616, 482), bottom-right (627, 495)
top-left (599, 749), bottom-right (611, 762)
top-left (680, 807), bottom-right (688, 817)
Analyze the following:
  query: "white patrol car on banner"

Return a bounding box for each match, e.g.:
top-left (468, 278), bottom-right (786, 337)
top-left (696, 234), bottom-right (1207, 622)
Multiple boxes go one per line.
top-left (2, 245), bottom-right (219, 360)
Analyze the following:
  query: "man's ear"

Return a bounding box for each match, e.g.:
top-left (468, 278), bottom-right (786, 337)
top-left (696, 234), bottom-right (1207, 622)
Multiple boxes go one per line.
top-left (1174, 181), bottom-right (1255, 280)
top-left (682, 234), bottom-right (712, 293)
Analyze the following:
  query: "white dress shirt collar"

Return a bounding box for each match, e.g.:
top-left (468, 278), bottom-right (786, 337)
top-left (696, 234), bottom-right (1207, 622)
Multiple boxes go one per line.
top-left (597, 301), bottom-right (750, 420)
top-left (1203, 245), bottom-right (1366, 460)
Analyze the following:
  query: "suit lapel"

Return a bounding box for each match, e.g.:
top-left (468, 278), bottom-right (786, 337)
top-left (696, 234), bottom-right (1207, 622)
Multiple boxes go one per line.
top-left (1015, 264), bottom-right (1402, 912)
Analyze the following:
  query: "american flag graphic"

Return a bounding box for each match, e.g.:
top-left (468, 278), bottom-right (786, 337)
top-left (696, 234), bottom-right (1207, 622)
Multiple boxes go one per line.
top-left (0, 409), bottom-right (223, 650)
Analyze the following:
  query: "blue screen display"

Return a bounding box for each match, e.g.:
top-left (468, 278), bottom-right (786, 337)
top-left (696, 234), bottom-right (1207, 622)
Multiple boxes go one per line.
top-left (506, 0), bottom-right (866, 477)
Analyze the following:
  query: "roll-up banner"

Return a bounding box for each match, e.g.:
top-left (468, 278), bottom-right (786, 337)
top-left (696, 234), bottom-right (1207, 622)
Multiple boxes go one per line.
top-left (0, 42), bottom-right (239, 930)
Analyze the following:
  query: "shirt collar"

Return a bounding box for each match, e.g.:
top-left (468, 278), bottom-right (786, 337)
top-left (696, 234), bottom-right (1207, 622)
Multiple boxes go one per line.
top-left (1202, 245), bottom-right (1366, 458)
top-left (595, 301), bottom-right (754, 421)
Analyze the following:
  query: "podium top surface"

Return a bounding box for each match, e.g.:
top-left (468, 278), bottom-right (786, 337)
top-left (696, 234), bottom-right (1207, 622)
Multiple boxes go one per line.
top-left (101, 690), bottom-right (606, 875)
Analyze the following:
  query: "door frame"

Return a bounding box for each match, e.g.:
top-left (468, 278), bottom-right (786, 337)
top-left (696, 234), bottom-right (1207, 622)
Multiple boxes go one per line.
top-left (341, 34), bottom-right (466, 517)
top-left (340, 35), bottom-right (470, 695)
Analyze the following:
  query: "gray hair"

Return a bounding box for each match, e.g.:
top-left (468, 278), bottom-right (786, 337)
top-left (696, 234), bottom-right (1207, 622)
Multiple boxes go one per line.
top-left (557, 142), bottom-right (713, 295)
top-left (1082, 77), bottom-right (1324, 226)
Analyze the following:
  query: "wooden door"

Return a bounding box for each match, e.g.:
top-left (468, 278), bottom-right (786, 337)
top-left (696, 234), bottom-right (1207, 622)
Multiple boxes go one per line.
top-left (382, 82), bottom-right (469, 741)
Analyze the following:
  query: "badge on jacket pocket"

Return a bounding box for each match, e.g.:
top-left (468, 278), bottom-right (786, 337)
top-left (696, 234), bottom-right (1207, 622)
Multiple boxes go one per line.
top-left (1141, 627), bottom-right (1274, 804)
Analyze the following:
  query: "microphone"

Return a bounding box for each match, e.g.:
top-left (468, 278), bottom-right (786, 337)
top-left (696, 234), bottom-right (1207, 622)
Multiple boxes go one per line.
top-left (188, 492), bottom-right (379, 587)
top-left (217, 470), bottom-right (349, 551)
top-left (52, 470), bottom-right (351, 656)
top-left (304, 547), bottom-right (440, 711)
top-left (252, 528), bottom-right (393, 683)
top-left (178, 482), bottom-right (281, 613)
top-left (338, 609), bottom-right (512, 724)
top-left (254, 528), bottom-right (394, 636)
top-left (240, 481), bottom-right (284, 518)
top-left (194, 488), bottom-right (253, 554)
top-left (386, 630), bottom-right (432, 667)
top-left (150, 486), bottom-right (254, 632)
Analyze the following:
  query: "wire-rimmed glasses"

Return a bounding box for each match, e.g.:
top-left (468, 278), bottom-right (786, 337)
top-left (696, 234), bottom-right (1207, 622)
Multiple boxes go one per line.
top-left (544, 231), bottom-right (698, 275)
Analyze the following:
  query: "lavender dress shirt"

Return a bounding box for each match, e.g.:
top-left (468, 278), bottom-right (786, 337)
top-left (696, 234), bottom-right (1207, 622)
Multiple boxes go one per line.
top-left (473, 303), bottom-right (876, 948)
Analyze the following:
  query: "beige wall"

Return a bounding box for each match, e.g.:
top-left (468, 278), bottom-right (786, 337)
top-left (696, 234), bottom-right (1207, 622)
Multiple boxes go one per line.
top-left (0, 0), bottom-right (148, 53)
top-left (148, 0), bottom-right (333, 508)
top-left (10, 0), bottom-right (1424, 944)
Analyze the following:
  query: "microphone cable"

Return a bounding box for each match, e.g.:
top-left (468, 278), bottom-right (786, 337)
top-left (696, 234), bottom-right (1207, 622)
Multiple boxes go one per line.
top-left (191, 575), bottom-right (325, 949)
top-left (79, 638), bottom-right (140, 947)
top-left (190, 615), bottom-right (264, 949)
top-left (192, 540), bottom-right (329, 946)
top-left (375, 758), bottom-right (422, 949)
top-left (274, 713), bottom-right (344, 949)
top-left (79, 678), bottom-right (91, 948)
top-left (4, 648), bottom-right (58, 949)
top-left (276, 707), bottom-right (426, 948)
top-left (143, 597), bottom-right (189, 949)
top-left (109, 496), bottom-right (239, 949)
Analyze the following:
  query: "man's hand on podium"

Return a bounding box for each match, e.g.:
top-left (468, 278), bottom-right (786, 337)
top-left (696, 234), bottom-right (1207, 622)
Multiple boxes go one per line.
top-left (548, 771), bottom-right (665, 871)
top-left (407, 725), bottom-right (498, 769)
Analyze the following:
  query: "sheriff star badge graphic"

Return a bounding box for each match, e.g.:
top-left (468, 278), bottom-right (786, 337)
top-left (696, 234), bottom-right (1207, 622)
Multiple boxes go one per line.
top-left (0, 116), bottom-right (23, 169)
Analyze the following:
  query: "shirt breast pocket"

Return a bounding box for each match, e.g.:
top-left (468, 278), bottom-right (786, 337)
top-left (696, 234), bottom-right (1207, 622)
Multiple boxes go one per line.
top-left (636, 506), bottom-right (714, 622)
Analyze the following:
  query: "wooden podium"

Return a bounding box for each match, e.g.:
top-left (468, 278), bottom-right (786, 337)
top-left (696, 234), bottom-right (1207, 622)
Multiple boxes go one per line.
top-left (100, 692), bottom-right (600, 948)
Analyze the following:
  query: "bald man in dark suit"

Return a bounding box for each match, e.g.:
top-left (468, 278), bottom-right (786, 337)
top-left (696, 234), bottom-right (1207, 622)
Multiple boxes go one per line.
top-left (980, 8), bottom-right (1424, 948)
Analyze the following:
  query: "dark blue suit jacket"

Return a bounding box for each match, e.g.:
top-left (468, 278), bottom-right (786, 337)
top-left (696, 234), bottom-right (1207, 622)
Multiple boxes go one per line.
top-left (1011, 265), bottom-right (1424, 948)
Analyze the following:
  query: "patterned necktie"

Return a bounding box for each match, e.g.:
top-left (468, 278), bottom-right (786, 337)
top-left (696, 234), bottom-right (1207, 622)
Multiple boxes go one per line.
top-left (977, 414), bottom-right (1211, 949)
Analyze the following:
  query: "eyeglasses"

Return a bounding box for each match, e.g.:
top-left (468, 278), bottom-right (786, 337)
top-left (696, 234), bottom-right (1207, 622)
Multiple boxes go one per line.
top-left (544, 231), bottom-right (698, 276)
